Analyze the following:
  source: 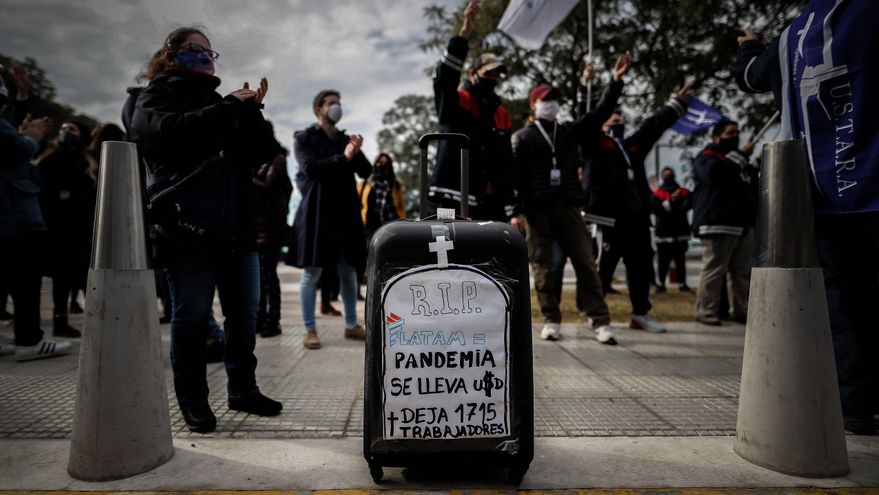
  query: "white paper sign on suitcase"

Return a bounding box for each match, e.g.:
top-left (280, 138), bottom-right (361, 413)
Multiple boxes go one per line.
top-left (380, 265), bottom-right (511, 440)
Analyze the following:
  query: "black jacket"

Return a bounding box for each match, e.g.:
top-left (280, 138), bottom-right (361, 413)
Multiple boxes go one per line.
top-left (252, 153), bottom-right (293, 248)
top-left (511, 80), bottom-right (623, 215)
top-left (651, 180), bottom-right (692, 242)
top-left (430, 36), bottom-right (513, 219)
top-left (735, 38), bottom-right (782, 109)
top-left (581, 96), bottom-right (687, 227)
top-left (286, 124), bottom-right (371, 271)
top-left (131, 69), bottom-right (278, 252)
top-left (691, 143), bottom-right (759, 237)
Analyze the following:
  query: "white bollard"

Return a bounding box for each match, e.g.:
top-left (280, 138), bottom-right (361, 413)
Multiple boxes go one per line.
top-left (68, 141), bottom-right (173, 481)
top-left (734, 140), bottom-right (848, 477)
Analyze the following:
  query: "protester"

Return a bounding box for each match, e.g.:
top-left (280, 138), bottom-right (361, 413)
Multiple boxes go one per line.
top-left (62, 123), bottom-right (124, 315)
top-left (430, 0), bottom-right (513, 220)
top-left (35, 120), bottom-right (96, 338)
top-left (0, 65), bottom-right (72, 361)
top-left (652, 166), bottom-right (692, 293)
top-left (735, 0), bottom-right (879, 435)
top-left (287, 89), bottom-right (371, 350)
top-left (251, 142), bottom-right (293, 338)
top-left (510, 55), bottom-right (631, 344)
top-left (581, 83), bottom-right (694, 334)
top-left (131, 26), bottom-right (283, 433)
top-left (359, 152), bottom-right (406, 241)
top-left (691, 121), bottom-right (756, 326)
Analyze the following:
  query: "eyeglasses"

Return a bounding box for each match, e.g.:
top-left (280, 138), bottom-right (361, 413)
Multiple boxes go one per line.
top-left (180, 43), bottom-right (219, 61)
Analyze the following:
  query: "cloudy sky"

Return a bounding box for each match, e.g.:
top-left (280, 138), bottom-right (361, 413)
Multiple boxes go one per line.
top-left (0, 0), bottom-right (460, 159)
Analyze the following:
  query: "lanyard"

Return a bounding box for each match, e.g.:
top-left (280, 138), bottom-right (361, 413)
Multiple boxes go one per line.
top-left (534, 119), bottom-right (558, 169)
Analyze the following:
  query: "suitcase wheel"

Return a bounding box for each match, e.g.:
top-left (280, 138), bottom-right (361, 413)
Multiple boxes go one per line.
top-left (508, 464), bottom-right (529, 485)
top-left (369, 462), bottom-right (384, 484)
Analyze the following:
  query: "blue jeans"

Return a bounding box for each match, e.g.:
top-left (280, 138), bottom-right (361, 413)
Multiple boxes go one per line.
top-left (164, 249), bottom-right (261, 411)
top-left (301, 260), bottom-right (358, 329)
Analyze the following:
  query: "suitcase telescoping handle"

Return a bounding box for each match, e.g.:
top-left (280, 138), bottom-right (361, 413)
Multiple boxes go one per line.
top-left (419, 133), bottom-right (470, 219)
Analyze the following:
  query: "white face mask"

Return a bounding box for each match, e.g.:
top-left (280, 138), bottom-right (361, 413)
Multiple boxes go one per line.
top-left (535, 100), bottom-right (560, 121)
top-left (326, 103), bottom-right (343, 124)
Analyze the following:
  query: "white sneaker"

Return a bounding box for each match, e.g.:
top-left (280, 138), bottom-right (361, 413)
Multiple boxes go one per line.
top-left (15, 338), bottom-right (72, 362)
top-left (0, 343), bottom-right (14, 356)
top-left (594, 325), bottom-right (617, 345)
top-left (630, 314), bottom-right (667, 333)
top-left (539, 323), bottom-right (561, 341)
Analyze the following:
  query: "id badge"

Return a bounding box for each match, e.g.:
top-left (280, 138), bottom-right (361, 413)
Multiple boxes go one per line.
top-left (550, 168), bottom-right (561, 186)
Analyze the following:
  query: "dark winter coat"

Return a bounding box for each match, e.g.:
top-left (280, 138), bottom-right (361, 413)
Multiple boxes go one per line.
top-left (130, 69), bottom-right (279, 253)
top-left (286, 124), bottom-right (371, 271)
top-left (251, 153), bottom-right (293, 248)
top-left (36, 147), bottom-right (95, 272)
top-left (511, 80), bottom-right (623, 215)
top-left (580, 96), bottom-right (687, 227)
top-left (651, 179), bottom-right (692, 242)
top-left (431, 36), bottom-right (514, 219)
top-left (691, 144), bottom-right (759, 237)
top-left (0, 97), bottom-right (45, 237)
top-left (121, 86), bottom-right (142, 139)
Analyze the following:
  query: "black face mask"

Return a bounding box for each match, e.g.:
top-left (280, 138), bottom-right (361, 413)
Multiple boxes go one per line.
top-left (474, 77), bottom-right (498, 97)
top-left (662, 177), bottom-right (677, 189)
top-left (59, 131), bottom-right (80, 147)
top-left (717, 136), bottom-right (740, 154)
top-left (608, 124), bottom-right (625, 140)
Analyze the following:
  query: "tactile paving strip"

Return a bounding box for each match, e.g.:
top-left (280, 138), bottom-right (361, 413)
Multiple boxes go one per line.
top-left (0, 273), bottom-right (745, 439)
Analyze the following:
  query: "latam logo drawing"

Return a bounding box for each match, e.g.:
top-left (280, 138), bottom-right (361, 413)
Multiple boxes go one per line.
top-left (380, 234), bottom-right (511, 441)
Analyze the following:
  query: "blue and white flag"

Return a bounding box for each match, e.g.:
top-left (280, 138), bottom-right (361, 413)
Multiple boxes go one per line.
top-left (498, 0), bottom-right (579, 51)
top-left (671, 97), bottom-right (726, 135)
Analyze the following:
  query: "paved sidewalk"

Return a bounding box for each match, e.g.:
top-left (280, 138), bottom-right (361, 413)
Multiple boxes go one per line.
top-left (0, 266), bottom-right (876, 491)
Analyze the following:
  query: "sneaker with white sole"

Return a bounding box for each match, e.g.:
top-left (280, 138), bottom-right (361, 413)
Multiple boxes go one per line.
top-left (15, 338), bottom-right (73, 362)
top-left (0, 343), bottom-right (14, 356)
top-left (539, 323), bottom-right (561, 341)
top-left (594, 325), bottom-right (617, 345)
top-left (629, 314), bottom-right (667, 333)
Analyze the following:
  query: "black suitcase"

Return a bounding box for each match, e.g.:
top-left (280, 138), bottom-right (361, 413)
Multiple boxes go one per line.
top-left (363, 133), bottom-right (534, 484)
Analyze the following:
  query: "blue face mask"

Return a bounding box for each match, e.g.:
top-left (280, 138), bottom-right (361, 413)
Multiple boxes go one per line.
top-left (176, 51), bottom-right (215, 75)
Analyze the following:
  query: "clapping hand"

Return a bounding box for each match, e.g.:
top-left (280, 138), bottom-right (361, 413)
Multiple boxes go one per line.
top-left (18, 113), bottom-right (53, 141)
top-left (344, 134), bottom-right (364, 161)
top-left (232, 78), bottom-right (269, 104)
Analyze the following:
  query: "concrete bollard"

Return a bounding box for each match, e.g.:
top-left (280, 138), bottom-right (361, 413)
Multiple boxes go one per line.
top-left (68, 141), bottom-right (174, 481)
top-left (734, 140), bottom-right (848, 477)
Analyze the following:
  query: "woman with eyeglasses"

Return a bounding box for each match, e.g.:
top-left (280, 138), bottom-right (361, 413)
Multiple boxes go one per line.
top-left (131, 26), bottom-right (282, 433)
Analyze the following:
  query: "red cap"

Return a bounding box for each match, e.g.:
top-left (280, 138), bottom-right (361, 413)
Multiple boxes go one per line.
top-left (529, 83), bottom-right (559, 106)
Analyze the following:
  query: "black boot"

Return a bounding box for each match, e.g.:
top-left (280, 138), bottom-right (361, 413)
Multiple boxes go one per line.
top-left (53, 314), bottom-right (81, 338)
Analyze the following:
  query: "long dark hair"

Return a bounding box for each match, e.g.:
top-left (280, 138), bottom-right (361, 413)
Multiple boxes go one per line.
top-left (137, 26), bottom-right (209, 82)
top-left (372, 153), bottom-right (397, 183)
top-left (36, 120), bottom-right (98, 183)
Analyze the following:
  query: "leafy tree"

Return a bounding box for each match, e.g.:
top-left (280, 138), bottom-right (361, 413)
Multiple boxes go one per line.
top-left (420, 0), bottom-right (804, 135)
top-left (376, 94), bottom-right (438, 219)
top-left (1, 53), bottom-right (98, 133)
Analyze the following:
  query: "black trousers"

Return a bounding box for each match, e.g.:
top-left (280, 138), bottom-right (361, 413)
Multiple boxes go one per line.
top-left (257, 245), bottom-right (282, 330)
top-left (598, 215), bottom-right (653, 315)
top-left (815, 212), bottom-right (879, 418)
top-left (0, 232), bottom-right (45, 346)
top-left (657, 240), bottom-right (688, 287)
